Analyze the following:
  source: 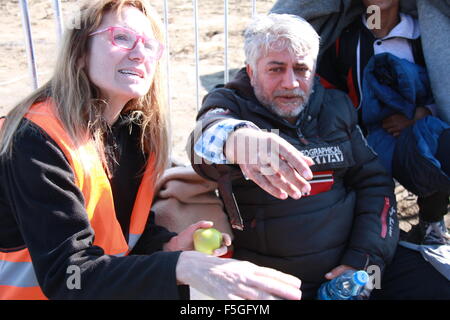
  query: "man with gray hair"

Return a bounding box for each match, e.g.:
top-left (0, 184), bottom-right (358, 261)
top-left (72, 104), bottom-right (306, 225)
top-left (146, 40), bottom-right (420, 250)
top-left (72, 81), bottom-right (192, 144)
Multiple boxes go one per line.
top-left (244, 14), bottom-right (320, 124)
top-left (187, 13), bottom-right (399, 299)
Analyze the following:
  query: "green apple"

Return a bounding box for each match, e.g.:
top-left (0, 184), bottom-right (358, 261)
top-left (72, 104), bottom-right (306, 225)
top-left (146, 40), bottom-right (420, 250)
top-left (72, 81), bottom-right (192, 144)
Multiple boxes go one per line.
top-left (193, 228), bottom-right (223, 255)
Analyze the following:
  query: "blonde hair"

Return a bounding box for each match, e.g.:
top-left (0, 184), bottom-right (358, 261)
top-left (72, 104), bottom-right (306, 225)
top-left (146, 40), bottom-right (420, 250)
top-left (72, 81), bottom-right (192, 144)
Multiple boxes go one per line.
top-left (0, 0), bottom-right (168, 179)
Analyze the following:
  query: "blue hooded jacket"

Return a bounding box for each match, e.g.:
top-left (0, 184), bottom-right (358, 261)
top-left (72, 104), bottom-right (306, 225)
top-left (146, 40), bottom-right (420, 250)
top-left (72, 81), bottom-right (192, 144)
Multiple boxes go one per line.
top-left (362, 53), bottom-right (449, 197)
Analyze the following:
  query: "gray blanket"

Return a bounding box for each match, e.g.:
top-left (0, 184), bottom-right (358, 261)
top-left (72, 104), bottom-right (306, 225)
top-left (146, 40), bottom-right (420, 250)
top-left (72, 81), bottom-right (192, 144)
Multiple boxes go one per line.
top-left (270, 0), bottom-right (450, 124)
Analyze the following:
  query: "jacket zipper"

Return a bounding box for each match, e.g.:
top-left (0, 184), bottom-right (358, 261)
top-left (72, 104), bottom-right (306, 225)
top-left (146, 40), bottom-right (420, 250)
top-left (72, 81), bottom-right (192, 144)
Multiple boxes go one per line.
top-left (296, 111), bottom-right (310, 145)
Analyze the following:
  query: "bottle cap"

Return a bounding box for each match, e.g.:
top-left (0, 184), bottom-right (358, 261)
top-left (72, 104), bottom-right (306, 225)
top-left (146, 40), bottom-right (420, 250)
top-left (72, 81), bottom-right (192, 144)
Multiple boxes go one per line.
top-left (353, 270), bottom-right (369, 286)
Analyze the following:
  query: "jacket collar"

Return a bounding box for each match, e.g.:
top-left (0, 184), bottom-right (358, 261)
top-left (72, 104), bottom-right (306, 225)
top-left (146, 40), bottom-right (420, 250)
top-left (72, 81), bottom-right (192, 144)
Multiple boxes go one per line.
top-left (362, 12), bottom-right (420, 40)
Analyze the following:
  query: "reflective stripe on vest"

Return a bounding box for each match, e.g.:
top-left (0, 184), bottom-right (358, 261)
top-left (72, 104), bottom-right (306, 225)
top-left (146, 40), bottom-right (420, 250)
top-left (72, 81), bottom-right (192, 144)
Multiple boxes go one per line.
top-left (0, 101), bottom-right (155, 299)
top-left (0, 249), bottom-right (47, 300)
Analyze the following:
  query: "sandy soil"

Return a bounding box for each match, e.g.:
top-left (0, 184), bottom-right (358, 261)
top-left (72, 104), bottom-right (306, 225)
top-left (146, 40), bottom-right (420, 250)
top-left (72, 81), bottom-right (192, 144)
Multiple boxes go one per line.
top-left (0, 0), bottom-right (447, 229)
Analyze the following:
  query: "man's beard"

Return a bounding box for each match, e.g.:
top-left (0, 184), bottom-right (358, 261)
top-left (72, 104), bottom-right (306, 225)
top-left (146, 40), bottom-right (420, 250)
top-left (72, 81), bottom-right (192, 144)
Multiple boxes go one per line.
top-left (253, 84), bottom-right (311, 120)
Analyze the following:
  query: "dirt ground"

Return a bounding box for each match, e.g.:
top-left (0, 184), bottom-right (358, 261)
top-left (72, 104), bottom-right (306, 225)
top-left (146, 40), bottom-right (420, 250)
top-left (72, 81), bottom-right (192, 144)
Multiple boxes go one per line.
top-left (0, 0), bottom-right (448, 231)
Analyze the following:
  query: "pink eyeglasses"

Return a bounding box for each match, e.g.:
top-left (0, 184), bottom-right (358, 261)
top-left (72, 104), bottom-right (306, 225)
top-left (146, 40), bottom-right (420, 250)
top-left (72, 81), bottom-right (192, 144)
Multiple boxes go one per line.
top-left (89, 26), bottom-right (164, 60)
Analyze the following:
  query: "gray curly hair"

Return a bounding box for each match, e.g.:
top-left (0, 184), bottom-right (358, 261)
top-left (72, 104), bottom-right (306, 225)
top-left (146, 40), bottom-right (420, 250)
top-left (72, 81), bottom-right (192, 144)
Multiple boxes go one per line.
top-left (244, 13), bottom-right (320, 71)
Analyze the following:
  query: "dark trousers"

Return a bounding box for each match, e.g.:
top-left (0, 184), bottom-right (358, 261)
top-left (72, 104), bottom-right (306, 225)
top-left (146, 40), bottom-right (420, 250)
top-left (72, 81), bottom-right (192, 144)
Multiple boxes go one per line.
top-left (370, 245), bottom-right (450, 300)
top-left (417, 128), bottom-right (450, 223)
top-left (418, 192), bottom-right (449, 223)
top-left (372, 130), bottom-right (450, 300)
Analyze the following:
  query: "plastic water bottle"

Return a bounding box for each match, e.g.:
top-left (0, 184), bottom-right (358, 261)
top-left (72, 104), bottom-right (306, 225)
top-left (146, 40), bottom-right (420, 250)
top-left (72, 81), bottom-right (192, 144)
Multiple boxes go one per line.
top-left (317, 270), bottom-right (369, 300)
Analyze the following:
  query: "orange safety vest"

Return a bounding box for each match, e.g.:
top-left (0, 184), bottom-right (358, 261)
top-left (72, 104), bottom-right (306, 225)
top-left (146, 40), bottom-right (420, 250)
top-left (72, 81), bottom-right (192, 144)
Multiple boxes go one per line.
top-left (0, 100), bottom-right (156, 299)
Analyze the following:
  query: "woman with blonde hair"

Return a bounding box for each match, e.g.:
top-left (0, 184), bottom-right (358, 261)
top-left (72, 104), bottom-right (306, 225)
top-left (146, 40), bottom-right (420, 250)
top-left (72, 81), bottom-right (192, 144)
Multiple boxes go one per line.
top-left (0, 0), bottom-right (302, 300)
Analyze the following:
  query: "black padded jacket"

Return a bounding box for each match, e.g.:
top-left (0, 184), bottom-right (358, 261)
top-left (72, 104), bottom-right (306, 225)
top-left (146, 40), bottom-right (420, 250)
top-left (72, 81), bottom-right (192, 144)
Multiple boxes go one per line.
top-left (187, 69), bottom-right (400, 299)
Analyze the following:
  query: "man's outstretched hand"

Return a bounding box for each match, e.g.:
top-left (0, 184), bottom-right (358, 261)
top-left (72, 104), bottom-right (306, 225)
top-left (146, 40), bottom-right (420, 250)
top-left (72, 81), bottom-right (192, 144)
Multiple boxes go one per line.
top-left (225, 128), bottom-right (314, 200)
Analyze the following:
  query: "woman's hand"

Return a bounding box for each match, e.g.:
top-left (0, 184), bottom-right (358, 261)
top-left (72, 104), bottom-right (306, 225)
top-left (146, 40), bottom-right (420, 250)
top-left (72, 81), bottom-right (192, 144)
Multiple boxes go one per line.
top-left (163, 220), bottom-right (232, 256)
top-left (176, 251), bottom-right (302, 300)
